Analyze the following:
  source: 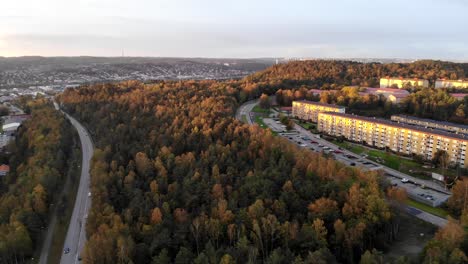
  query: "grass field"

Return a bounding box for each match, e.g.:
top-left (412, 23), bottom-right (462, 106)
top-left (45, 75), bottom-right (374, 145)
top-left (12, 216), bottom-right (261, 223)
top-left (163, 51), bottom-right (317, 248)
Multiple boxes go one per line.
top-left (254, 115), bottom-right (267, 128)
top-left (241, 115), bottom-right (248, 123)
top-left (406, 199), bottom-right (449, 218)
top-left (252, 105), bottom-right (271, 114)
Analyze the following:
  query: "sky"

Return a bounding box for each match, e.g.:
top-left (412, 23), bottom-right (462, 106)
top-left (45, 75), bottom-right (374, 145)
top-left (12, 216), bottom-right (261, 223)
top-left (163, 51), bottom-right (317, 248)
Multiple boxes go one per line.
top-left (1, 0), bottom-right (467, 60)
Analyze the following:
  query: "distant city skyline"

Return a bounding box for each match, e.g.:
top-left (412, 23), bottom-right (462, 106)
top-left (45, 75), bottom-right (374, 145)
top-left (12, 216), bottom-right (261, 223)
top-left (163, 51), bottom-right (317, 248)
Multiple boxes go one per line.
top-left (1, 0), bottom-right (468, 60)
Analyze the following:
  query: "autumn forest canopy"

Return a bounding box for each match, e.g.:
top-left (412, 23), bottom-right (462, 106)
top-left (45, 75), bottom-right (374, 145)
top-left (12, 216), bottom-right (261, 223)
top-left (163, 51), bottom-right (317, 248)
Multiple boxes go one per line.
top-left (58, 79), bottom-right (398, 264)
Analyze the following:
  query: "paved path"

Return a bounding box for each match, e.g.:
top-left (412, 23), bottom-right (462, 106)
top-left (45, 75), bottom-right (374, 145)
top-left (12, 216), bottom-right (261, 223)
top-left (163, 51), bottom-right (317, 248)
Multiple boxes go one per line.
top-left (58, 105), bottom-right (94, 264)
top-left (404, 205), bottom-right (448, 227)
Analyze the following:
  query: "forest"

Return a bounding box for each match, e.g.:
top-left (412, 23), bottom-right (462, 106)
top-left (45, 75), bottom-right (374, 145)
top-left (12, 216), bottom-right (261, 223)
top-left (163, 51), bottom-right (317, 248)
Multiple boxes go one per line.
top-left (0, 98), bottom-right (75, 263)
top-left (243, 60), bottom-right (467, 93)
top-left (58, 80), bottom-right (403, 264)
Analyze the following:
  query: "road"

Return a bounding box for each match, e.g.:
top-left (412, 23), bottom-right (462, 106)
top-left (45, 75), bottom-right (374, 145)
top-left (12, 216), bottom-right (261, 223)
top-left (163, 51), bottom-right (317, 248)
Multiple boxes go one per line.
top-left (58, 103), bottom-right (94, 264)
top-left (235, 99), bottom-right (258, 125)
top-left (237, 99), bottom-right (449, 227)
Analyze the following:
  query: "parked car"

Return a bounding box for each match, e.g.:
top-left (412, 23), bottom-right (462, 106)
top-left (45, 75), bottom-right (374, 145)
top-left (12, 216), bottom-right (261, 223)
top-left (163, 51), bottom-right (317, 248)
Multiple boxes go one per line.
top-left (401, 178), bottom-right (409, 183)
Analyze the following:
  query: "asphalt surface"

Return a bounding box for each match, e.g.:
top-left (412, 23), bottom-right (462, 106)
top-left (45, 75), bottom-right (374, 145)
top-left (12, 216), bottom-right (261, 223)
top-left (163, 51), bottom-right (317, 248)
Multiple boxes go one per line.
top-left (235, 99), bottom-right (258, 125)
top-left (236, 100), bottom-right (449, 227)
top-left (59, 107), bottom-right (93, 264)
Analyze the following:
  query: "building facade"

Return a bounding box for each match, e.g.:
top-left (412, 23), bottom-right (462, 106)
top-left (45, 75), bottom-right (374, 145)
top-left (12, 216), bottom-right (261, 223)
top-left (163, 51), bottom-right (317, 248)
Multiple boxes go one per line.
top-left (435, 79), bottom-right (468, 89)
top-left (391, 115), bottom-right (468, 135)
top-left (380, 77), bottom-right (429, 88)
top-left (318, 112), bottom-right (468, 167)
top-left (292, 100), bottom-right (345, 122)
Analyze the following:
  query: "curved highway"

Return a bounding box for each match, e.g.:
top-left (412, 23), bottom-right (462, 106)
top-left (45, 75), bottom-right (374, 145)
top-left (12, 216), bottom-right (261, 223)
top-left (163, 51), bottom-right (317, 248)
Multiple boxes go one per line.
top-left (59, 108), bottom-right (94, 264)
top-left (235, 99), bottom-right (257, 125)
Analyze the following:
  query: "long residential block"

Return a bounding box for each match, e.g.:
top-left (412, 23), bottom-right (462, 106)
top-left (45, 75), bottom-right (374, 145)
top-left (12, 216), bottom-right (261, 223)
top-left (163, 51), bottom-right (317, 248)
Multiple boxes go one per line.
top-left (380, 77), bottom-right (429, 88)
top-left (292, 100), bottom-right (345, 122)
top-left (318, 112), bottom-right (468, 167)
top-left (391, 115), bottom-right (468, 135)
top-left (435, 79), bottom-right (468, 89)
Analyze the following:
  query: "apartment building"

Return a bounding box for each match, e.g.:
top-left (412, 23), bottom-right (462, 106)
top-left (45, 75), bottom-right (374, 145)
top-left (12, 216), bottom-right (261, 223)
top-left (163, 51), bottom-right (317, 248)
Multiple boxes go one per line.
top-left (391, 115), bottom-right (468, 135)
top-left (292, 100), bottom-right (345, 122)
top-left (380, 77), bottom-right (429, 88)
top-left (318, 112), bottom-right (468, 167)
top-left (435, 79), bottom-right (468, 89)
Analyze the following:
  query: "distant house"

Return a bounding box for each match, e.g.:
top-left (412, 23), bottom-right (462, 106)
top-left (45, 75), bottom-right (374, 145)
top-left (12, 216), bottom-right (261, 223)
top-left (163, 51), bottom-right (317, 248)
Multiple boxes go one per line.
top-left (0, 165), bottom-right (10, 176)
top-left (359, 87), bottom-right (409, 103)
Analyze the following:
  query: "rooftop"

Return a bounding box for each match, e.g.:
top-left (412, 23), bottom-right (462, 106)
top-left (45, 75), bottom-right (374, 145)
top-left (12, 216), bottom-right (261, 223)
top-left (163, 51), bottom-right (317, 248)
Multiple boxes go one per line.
top-left (293, 100), bottom-right (345, 110)
top-left (392, 114), bottom-right (468, 130)
top-left (437, 79), bottom-right (468, 82)
top-left (381, 77), bottom-right (428, 81)
top-left (0, 164), bottom-right (10, 172)
top-left (449, 93), bottom-right (468, 98)
top-left (2, 122), bottom-right (20, 131)
top-left (363, 87), bottom-right (409, 94)
top-left (320, 112), bottom-right (468, 141)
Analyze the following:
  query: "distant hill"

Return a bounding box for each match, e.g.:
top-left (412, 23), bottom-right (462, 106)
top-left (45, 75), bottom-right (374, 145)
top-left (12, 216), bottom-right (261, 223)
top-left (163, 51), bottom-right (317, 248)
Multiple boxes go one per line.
top-left (244, 60), bottom-right (468, 89)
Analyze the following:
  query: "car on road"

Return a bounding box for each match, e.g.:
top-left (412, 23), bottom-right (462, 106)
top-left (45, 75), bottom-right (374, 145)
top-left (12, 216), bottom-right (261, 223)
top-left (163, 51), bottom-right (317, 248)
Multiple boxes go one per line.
top-left (64, 247), bottom-right (70, 254)
top-left (333, 150), bottom-right (343, 154)
top-left (401, 178), bottom-right (409, 183)
top-left (88, 192), bottom-right (91, 197)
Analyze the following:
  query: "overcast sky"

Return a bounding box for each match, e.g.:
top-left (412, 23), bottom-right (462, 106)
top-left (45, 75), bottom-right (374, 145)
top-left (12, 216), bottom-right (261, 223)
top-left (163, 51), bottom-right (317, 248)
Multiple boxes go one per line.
top-left (1, 0), bottom-right (467, 59)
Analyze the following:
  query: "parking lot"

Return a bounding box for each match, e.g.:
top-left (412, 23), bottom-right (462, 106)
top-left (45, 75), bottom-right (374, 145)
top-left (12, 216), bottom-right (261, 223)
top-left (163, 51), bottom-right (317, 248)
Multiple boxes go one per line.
top-left (264, 117), bottom-right (450, 207)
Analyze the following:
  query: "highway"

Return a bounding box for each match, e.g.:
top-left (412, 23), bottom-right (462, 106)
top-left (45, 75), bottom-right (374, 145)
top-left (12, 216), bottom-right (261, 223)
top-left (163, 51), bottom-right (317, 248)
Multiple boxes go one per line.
top-left (235, 99), bottom-right (257, 125)
top-left (236, 100), bottom-right (449, 227)
top-left (58, 103), bottom-right (94, 264)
